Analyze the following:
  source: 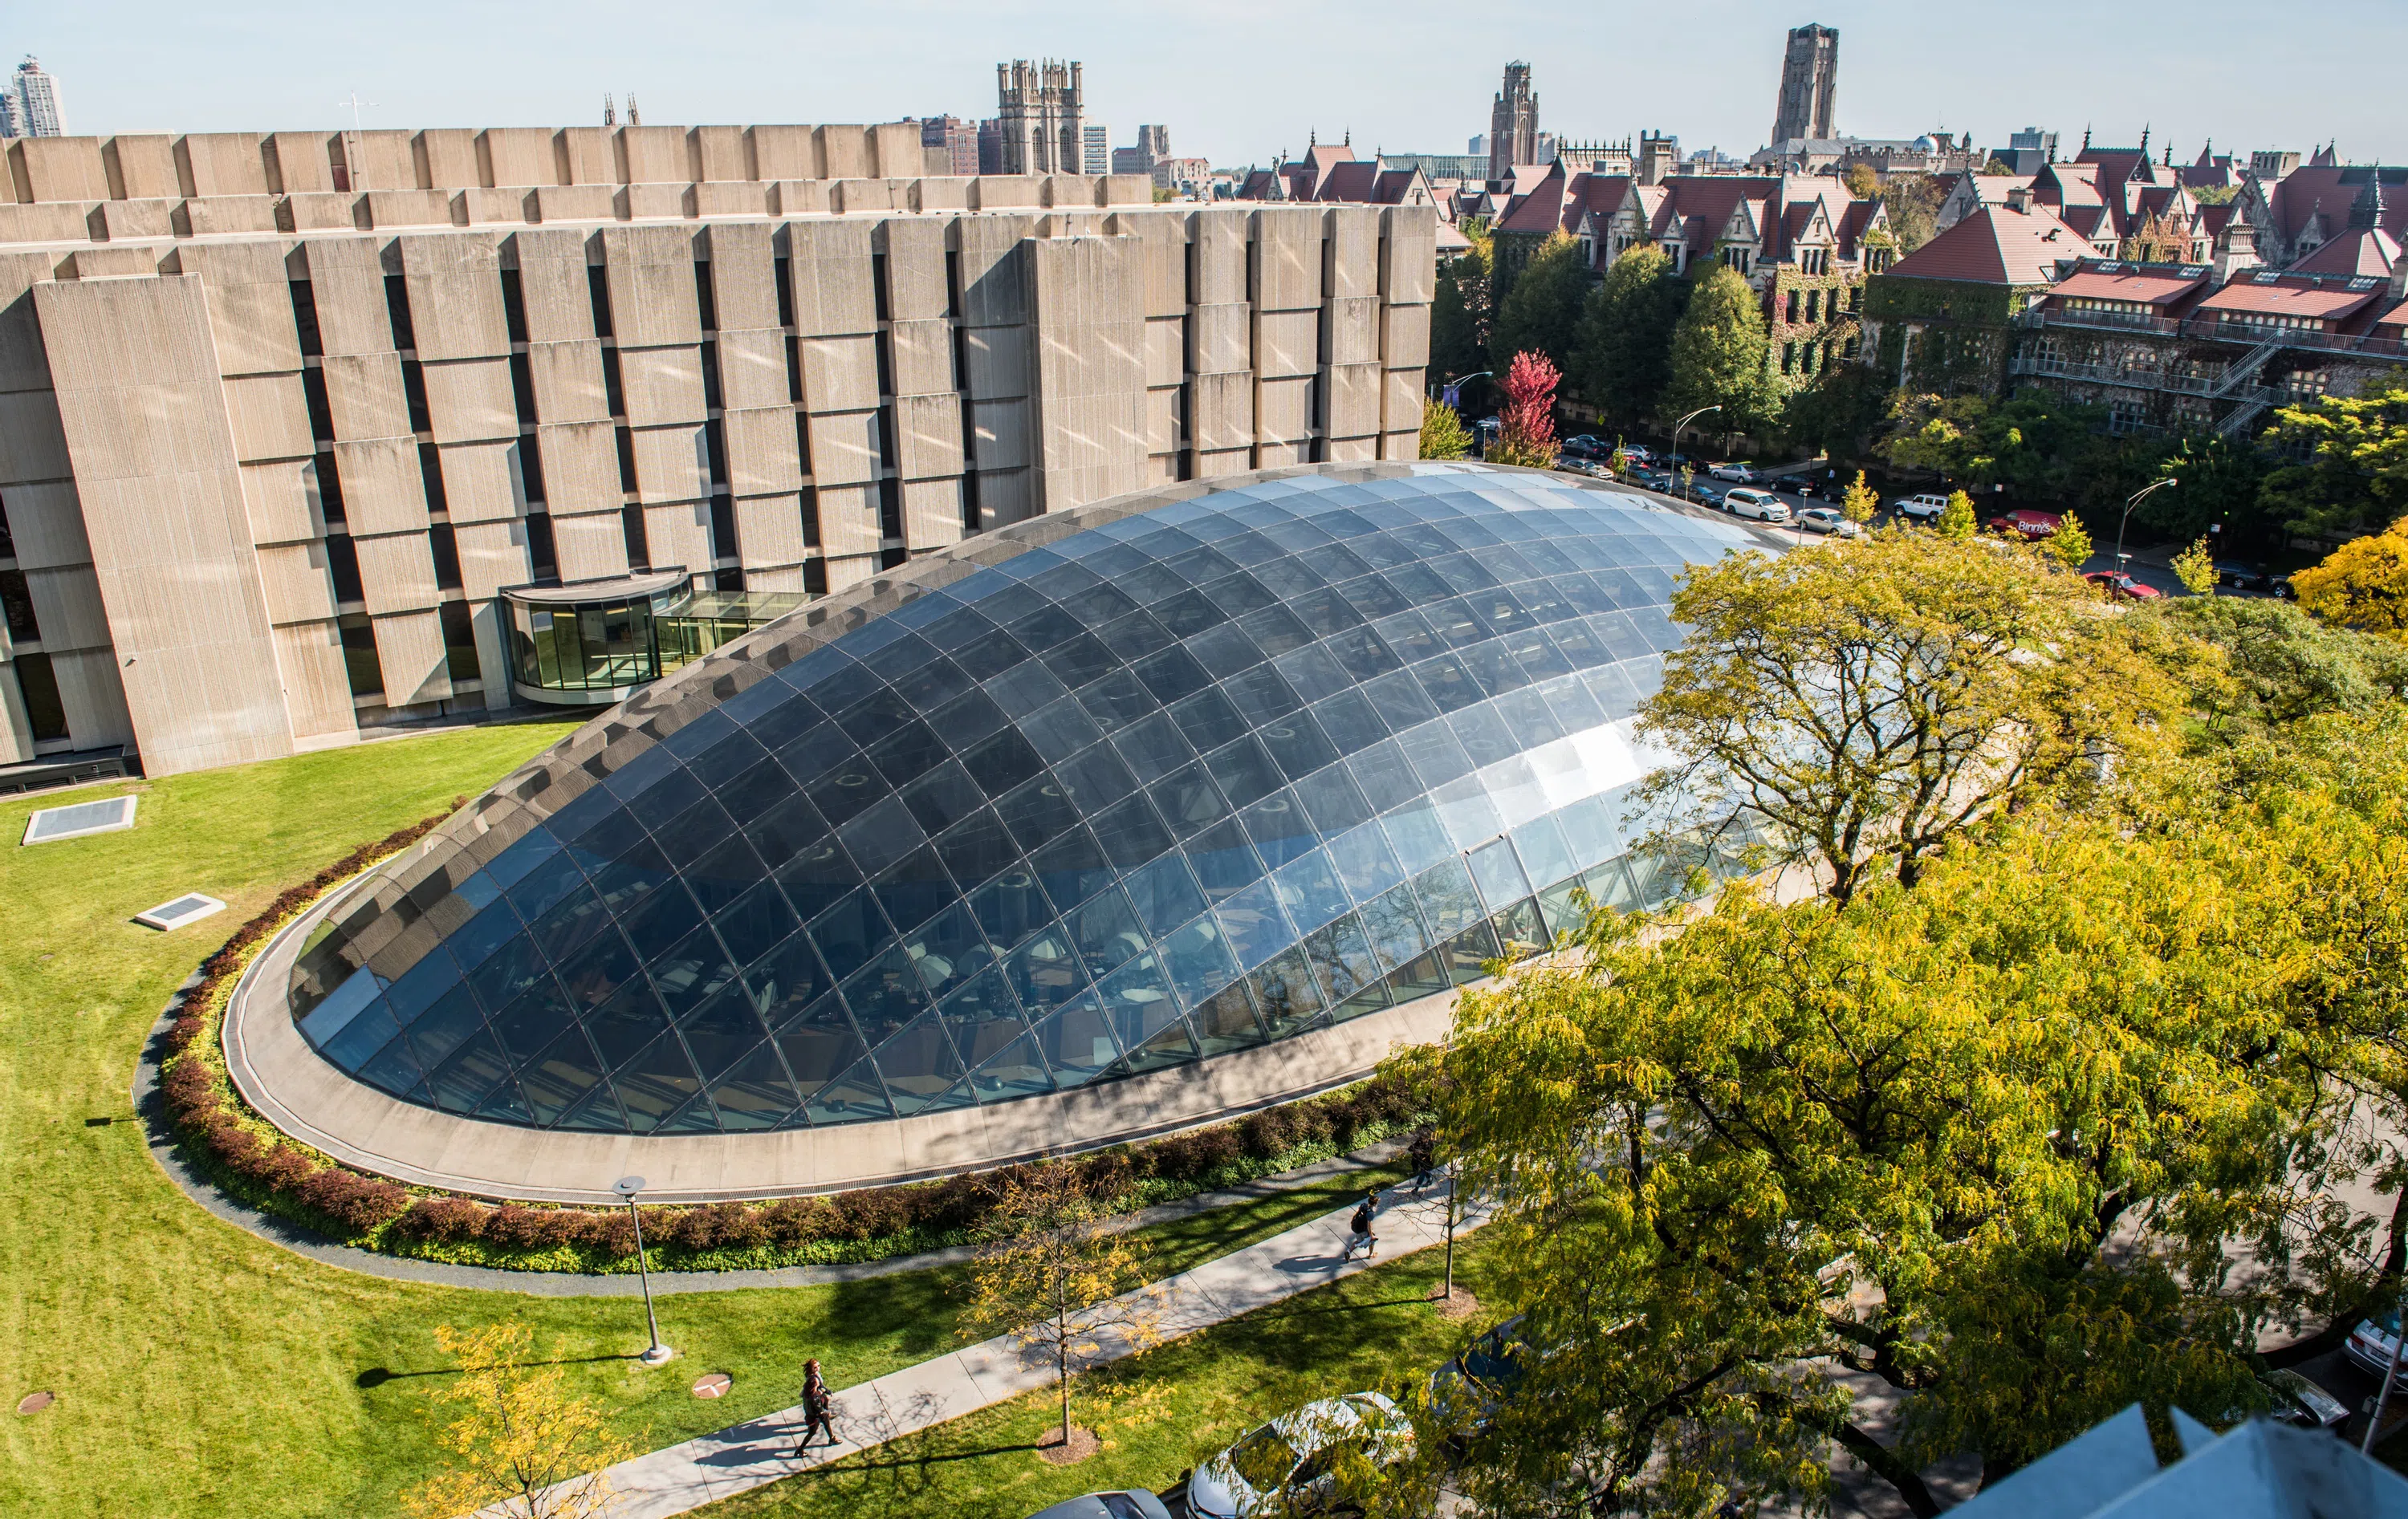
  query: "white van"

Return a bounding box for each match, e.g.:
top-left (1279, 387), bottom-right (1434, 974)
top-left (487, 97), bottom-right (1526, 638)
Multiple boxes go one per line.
top-left (1894, 493), bottom-right (1951, 522)
top-left (1723, 487), bottom-right (1790, 523)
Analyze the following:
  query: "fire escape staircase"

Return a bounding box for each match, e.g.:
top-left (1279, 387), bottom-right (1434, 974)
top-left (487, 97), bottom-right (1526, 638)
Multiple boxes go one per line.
top-left (2210, 335), bottom-right (2287, 439)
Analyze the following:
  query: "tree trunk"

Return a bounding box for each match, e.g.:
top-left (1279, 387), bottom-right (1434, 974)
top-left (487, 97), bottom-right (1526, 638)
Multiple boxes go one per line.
top-left (1831, 1421), bottom-right (1942, 1519)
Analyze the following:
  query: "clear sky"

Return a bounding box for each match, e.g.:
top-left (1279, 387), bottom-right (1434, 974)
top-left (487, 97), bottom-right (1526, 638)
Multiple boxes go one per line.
top-left (14, 0), bottom-right (2405, 169)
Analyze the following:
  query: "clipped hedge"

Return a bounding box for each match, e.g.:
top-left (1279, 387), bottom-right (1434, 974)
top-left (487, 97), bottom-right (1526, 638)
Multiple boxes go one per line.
top-left (158, 818), bottom-right (1426, 1275)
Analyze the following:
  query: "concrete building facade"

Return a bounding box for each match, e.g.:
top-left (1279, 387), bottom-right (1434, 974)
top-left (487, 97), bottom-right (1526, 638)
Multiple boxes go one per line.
top-left (0, 120), bottom-right (1434, 782)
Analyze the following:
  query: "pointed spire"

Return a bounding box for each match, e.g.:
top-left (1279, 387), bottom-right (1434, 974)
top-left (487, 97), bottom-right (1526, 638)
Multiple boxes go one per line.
top-left (627, 93), bottom-right (641, 128)
top-left (2349, 169), bottom-right (2386, 231)
top-left (603, 92), bottom-right (615, 126)
top-left (2081, 124), bottom-right (2093, 153)
top-left (2139, 123), bottom-right (2150, 159)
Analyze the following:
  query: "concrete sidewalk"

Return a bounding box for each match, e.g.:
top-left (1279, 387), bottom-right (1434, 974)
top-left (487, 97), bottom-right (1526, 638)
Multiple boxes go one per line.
top-left (556, 1184), bottom-right (1486, 1519)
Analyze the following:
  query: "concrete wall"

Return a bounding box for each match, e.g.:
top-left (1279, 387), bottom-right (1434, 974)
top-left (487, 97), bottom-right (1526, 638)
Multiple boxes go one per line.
top-left (0, 200), bottom-right (1433, 777)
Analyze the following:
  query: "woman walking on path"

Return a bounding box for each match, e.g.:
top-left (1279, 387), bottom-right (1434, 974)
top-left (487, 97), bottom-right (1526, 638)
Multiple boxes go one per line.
top-left (791, 1359), bottom-right (836, 1456)
top-left (1347, 1189), bottom-right (1382, 1261)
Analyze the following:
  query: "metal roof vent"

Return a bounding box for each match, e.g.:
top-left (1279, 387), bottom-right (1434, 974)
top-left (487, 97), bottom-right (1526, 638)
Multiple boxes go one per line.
top-left (21, 795), bottom-right (137, 846)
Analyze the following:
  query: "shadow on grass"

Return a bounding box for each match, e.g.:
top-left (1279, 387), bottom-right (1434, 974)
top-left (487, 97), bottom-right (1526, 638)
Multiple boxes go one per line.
top-left (355, 1354), bottom-right (641, 1387)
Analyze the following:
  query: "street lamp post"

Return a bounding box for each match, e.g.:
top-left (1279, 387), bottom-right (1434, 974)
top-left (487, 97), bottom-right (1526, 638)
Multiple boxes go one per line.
top-left (614, 1176), bottom-right (673, 1367)
top-left (1670, 404), bottom-right (1721, 465)
top-left (2116, 477), bottom-right (2178, 575)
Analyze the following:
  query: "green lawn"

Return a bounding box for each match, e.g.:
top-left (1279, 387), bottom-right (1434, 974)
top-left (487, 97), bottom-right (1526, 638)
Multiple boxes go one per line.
top-left (702, 1239), bottom-right (1502, 1519)
top-left (0, 727), bottom-right (1413, 1518)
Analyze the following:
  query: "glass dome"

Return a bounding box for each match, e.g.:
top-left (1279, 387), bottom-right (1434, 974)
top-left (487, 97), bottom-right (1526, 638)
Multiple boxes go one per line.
top-left (286, 466), bottom-right (1751, 1135)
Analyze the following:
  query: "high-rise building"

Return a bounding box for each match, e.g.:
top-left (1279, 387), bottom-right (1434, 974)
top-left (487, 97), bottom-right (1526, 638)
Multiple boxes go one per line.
top-left (1487, 63), bottom-right (1538, 182)
top-left (10, 56), bottom-right (63, 138)
top-left (1770, 24), bottom-right (1838, 146)
top-left (977, 117), bottom-right (1004, 174)
top-left (995, 59), bottom-right (1084, 176)
top-left (918, 114), bottom-right (979, 177)
top-left (0, 87), bottom-right (18, 140)
top-left (1083, 123), bottom-right (1110, 176)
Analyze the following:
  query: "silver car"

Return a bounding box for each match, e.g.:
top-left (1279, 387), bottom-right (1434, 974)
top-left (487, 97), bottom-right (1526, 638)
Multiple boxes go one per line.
top-left (1186, 1392), bottom-right (1415, 1517)
top-left (1797, 506), bottom-right (1861, 538)
top-left (1023, 1491), bottom-right (1173, 1519)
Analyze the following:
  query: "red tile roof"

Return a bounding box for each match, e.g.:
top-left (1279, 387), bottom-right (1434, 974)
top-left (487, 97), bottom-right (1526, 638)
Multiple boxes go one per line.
top-left (2290, 227), bottom-right (2402, 278)
top-left (2261, 168), bottom-right (2408, 250)
top-left (2196, 272), bottom-right (2390, 325)
top-left (2046, 264), bottom-right (2210, 307)
top-left (1885, 202), bottom-right (2087, 286)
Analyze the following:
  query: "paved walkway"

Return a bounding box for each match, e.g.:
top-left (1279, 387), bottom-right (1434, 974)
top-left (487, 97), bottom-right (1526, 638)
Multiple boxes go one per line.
top-left (555, 1184), bottom-right (1487, 1519)
top-left (132, 995), bottom-right (1409, 1297)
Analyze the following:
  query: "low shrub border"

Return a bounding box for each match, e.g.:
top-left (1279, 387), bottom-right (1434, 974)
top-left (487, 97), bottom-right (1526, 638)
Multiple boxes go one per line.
top-left (157, 817), bottom-right (1428, 1275)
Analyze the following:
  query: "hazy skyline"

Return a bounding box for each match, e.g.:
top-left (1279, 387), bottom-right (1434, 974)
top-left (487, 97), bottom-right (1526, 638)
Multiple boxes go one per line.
top-left (11, 0), bottom-right (2406, 169)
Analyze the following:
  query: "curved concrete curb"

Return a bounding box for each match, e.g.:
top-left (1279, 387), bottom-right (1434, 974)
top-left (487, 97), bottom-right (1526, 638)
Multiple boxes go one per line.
top-left (133, 985), bottom-right (1410, 1298)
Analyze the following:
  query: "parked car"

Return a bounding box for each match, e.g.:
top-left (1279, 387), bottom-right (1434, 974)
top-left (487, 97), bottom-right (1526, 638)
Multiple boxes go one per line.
top-left (1688, 481), bottom-right (1729, 508)
top-left (1560, 434), bottom-right (1611, 460)
top-left (2271, 573), bottom-right (2296, 599)
top-left (2085, 571), bottom-right (2164, 601)
top-left (1631, 468), bottom-right (1675, 492)
top-left (2218, 561), bottom-right (2272, 592)
top-left (2346, 1304), bottom-right (2404, 1379)
top-left (1554, 457), bottom-right (1611, 477)
top-left (1987, 509), bottom-right (2063, 540)
top-left (1186, 1393), bottom-right (1416, 1517)
top-left (1893, 493), bottom-right (1953, 523)
top-left (1024, 1492), bottom-right (1174, 1519)
top-left (1613, 444), bottom-right (1655, 465)
top-left (1709, 461), bottom-right (1759, 482)
top-left (1428, 1316), bottom-right (1536, 1436)
top-left (2260, 1369), bottom-right (2350, 1432)
top-left (1798, 506), bottom-right (1861, 538)
top-left (1723, 487), bottom-right (1791, 523)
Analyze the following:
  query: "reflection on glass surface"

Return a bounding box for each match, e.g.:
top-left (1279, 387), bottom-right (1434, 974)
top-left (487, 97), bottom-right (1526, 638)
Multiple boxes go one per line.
top-left (295, 465), bottom-right (1756, 1134)
top-left (502, 574), bottom-right (812, 703)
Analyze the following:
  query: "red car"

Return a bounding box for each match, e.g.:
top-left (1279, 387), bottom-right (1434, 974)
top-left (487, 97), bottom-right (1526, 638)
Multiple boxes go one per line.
top-left (2085, 571), bottom-right (2162, 601)
top-left (1987, 509), bottom-right (2063, 540)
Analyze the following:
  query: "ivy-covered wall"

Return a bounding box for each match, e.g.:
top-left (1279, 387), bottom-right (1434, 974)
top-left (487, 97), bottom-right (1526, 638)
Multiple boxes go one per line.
top-left (1764, 265), bottom-right (1867, 394)
top-left (1864, 275), bottom-right (2036, 396)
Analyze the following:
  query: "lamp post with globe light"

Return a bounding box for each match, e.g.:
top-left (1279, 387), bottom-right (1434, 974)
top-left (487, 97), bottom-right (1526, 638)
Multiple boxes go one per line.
top-left (614, 1176), bottom-right (673, 1367)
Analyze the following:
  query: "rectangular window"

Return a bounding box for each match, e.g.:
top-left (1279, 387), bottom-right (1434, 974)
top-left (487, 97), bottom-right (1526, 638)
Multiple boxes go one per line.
top-left (803, 558), bottom-right (828, 595)
top-left (950, 323), bottom-right (967, 392)
top-left (795, 412), bottom-right (813, 476)
top-left (1781, 342), bottom-right (1797, 374)
top-left (326, 534), bottom-right (366, 604)
top-left (508, 352), bottom-right (539, 424)
top-left (800, 486), bottom-right (820, 549)
top-left (418, 443), bottom-right (450, 514)
top-left (401, 361), bottom-right (433, 434)
top-left (301, 367), bottom-right (336, 441)
top-left (1784, 290), bottom-right (1800, 323)
top-left (875, 332), bottom-right (894, 399)
top-left (1, 567), bottom-right (39, 642)
top-left (872, 252), bottom-right (892, 323)
top-left (946, 250), bottom-right (962, 319)
top-left (704, 418), bottom-right (728, 487)
top-left (428, 522), bottom-right (463, 590)
top-left (621, 504), bottom-right (650, 570)
top-left (614, 427), bottom-right (638, 493)
top-left (701, 340), bottom-right (722, 412)
top-left (785, 335), bottom-right (803, 405)
top-left (525, 512), bottom-right (558, 583)
top-left (12, 652), bottom-right (67, 741)
top-left (338, 615), bottom-right (384, 698)
top-left (774, 255), bottom-right (795, 328)
top-left (437, 599), bottom-right (480, 681)
top-left (383, 274), bottom-right (417, 353)
top-left (878, 476), bottom-right (903, 542)
top-left (587, 265), bottom-right (614, 338)
top-left (709, 496), bottom-right (738, 564)
top-left (311, 453), bottom-right (347, 528)
top-left (714, 565), bottom-right (745, 592)
top-left (290, 280), bottom-right (323, 358)
top-left (694, 260), bottom-right (718, 334)
top-left (601, 347), bottom-right (626, 418)
top-left (515, 437), bottom-right (548, 506)
top-left (499, 267), bottom-right (528, 344)
top-left (875, 406), bottom-right (896, 470)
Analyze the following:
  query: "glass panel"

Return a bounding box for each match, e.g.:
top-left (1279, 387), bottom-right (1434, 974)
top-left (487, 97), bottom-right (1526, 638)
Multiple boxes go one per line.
top-left (319, 995), bottom-right (401, 1071)
top-left (771, 993), bottom-right (869, 1103)
top-left (1053, 743), bottom-right (1140, 814)
top-left (775, 837), bottom-right (862, 923)
top-left (426, 1027), bottom-right (512, 1115)
top-left (1272, 848), bottom-right (1351, 936)
top-left (840, 944), bottom-right (933, 1051)
top-left (678, 980), bottom-right (773, 1082)
top-left (708, 1042), bottom-right (803, 1131)
top-left (1007, 926), bottom-right (1089, 1013)
top-left (1099, 954), bottom-right (1196, 1075)
top-left (1021, 697), bottom-right (1105, 765)
top-left (969, 868), bottom-right (1054, 952)
top-left (1248, 945), bottom-right (1328, 1041)
top-left (1160, 916), bottom-right (1243, 1013)
top-left (1536, 878), bottom-right (1592, 942)
top-left (803, 1052), bottom-right (893, 1125)
top-left (1121, 853), bottom-right (1208, 937)
top-left (1304, 914), bottom-right (1387, 1021)
top-left (402, 983), bottom-right (491, 1069)
top-left (518, 1026), bottom-right (608, 1127)
top-left (1031, 992), bottom-right (1121, 1088)
top-left (1240, 790), bottom-right (1317, 869)
top-left (900, 901), bottom-right (992, 1001)
top-left (1090, 793), bottom-right (1174, 870)
top-left (936, 966), bottom-right (1030, 1070)
top-left (1359, 882), bottom-right (1434, 973)
top-left (867, 1010), bottom-right (967, 1116)
top-left (1327, 822), bottom-right (1405, 904)
top-left (1293, 765), bottom-right (1373, 839)
top-left (1215, 877), bottom-right (1298, 969)
top-left (1183, 817), bottom-right (1266, 902)
top-left (872, 846), bottom-right (955, 933)
top-left (1220, 663), bottom-right (1300, 724)
top-left (1167, 686), bottom-right (1244, 753)
top-left (1491, 897), bottom-right (1548, 958)
top-left (1068, 887), bottom-right (1150, 981)
top-left (490, 976), bottom-right (577, 1062)
top-left (1031, 824), bottom-right (1114, 910)
top-left (1190, 980), bottom-right (1267, 1056)
top-left (649, 923), bottom-right (740, 1020)
top-left (584, 976), bottom-right (674, 1070)
top-left (1150, 765), bottom-right (1231, 841)
top-left (1203, 734), bottom-right (1283, 810)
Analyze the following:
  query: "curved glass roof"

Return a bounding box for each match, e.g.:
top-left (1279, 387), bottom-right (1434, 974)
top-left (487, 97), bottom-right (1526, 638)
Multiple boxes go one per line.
top-left (287, 466), bottom-right (1752, 1135)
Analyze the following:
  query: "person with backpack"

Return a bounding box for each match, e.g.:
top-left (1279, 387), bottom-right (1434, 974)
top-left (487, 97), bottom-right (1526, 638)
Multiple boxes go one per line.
top-left (791, 1359), bottom-right (835, 1456)
top-left (1407, 1131), bottom-right (1436, 1192)
top-left (1347, 1188), bottom-right (1382, 1261)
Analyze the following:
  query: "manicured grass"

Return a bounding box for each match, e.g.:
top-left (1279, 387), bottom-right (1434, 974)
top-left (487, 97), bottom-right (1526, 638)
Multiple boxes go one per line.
top-left (702, 1237), bottom-right (1502, 1519)
top-left (0, 726), bottom-right (1413, 1518)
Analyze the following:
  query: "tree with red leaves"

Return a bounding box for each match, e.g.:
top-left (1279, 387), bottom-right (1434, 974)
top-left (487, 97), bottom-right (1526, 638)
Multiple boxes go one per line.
top-left (1487, 350), bottom-right (1561, 469)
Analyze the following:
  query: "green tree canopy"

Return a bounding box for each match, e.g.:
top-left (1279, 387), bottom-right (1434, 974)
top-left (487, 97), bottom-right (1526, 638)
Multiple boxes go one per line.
top-left (1427, 230), bottom-right (1493, 388)
top-left (1775, 363), bottom-right (1893, 461)
top-left (1568, 242), bottom-right (1686, 426)
top-left (2165, 594), bottom-right (2408, 734)
top-left (1488, 231), bottom-right (1589, 378)
top-left (1636, 528), bottom-right (2186, 903)
top-left (1882, 173), bottom-right (1945, 254)
top-left (2261, 376), bottom-right (2408, 539)
top-left (2149, 433), bottom-right (2274, 547)
top-left (1418, 398), bottom-right (1473, 461)
top-left (1662, 263), bottom-right (1773, 438)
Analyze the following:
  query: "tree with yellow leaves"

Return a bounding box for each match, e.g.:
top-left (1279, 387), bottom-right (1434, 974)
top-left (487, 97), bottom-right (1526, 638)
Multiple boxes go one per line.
top-left (2172, 536), bottom-right (2219, 596)
top-left (1840, 470), bottom-right (1879, 525)
top-left (958, 1168), bottom-right (1169, 1460)
top-left (2292, 516), bottom-right (2408, 638)
top-left (1936, 487), bottom-right (1977, 539)
top-left (2044, 511), bottom-right (2094, 571)
top-left (402, 1322), bottom-right (630, 1519)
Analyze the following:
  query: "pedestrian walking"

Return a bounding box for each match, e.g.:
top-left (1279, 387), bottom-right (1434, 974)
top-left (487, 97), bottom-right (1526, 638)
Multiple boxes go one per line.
top-left (1347, 1188), bottom-right (1382, 1261)
top-left (1407, 1131), bottom-right (1436, 1192)
top-left (792, 1359), bottom-right (835, 1456)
